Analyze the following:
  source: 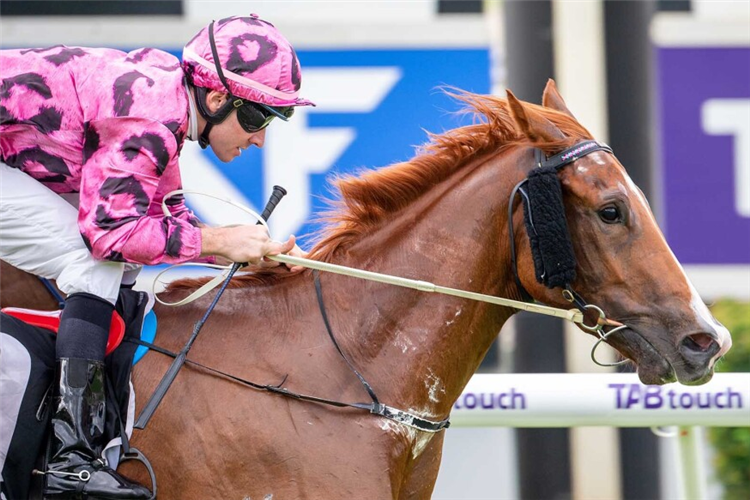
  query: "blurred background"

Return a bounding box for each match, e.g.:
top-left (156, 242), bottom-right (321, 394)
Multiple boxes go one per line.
top-left (2, 1), bottom-right (748, 499)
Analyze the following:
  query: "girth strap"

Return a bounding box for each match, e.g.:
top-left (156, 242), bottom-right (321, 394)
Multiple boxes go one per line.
top-left (370, 403), bottom-right (450, 433)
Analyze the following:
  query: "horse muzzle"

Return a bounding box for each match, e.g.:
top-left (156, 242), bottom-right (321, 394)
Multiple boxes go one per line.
top-left (675, 326), bottom-right (731, 386)
top-left (597, 307), bottom-right (733, 386)
top-left (596, 326), bottom-right (676, 385)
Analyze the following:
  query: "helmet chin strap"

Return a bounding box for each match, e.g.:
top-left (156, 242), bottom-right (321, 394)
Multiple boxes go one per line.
top-left (184, 81), bottom-right (201, 146)
top-left (198, 122), bottom-right (213, 150)
top-left (192, 86), bottom-right (236, 150)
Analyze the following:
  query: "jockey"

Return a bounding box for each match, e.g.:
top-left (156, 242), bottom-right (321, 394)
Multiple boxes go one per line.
top-left (0, 14), bottom-right (311, 499)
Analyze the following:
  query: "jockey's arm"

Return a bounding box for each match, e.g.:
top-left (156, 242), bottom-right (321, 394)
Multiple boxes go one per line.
top-left (78, 118), bottom-right (305, 269)
top-left (78, 118), bottom-right (204, 265)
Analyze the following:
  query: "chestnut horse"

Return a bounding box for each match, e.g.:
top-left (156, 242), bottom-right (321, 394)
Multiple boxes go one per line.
top-left (1, 81), bottom-right (731, 499)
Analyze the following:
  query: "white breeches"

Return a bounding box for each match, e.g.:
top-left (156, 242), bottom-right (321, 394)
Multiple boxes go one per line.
top-left (0, 162), bottom-right (126, 305)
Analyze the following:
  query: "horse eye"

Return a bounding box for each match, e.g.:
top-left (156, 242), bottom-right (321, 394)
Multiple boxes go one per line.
top-left (598, 205), bottom-right (622, 224)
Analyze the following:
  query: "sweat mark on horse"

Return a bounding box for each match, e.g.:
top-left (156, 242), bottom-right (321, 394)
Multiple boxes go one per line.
top-left (0, 81), bottom-right (731, 499)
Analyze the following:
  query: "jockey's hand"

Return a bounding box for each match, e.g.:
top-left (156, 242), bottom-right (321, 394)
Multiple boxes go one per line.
top-left (241, 241), bottom-right (307, 273)
top-left (200, 225), bottom-right (295, 267)
top-left (284, 243), bottom-right (308, 272)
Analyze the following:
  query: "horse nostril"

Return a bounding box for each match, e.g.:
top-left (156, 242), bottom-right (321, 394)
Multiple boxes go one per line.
top-left (681, 333), bottom-right (718, 354)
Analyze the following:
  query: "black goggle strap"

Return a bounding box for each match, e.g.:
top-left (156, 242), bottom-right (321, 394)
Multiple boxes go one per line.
top-left (194, 86), bottom-right (233, 149)
top-left (208, 20), bottom-right (238, 105)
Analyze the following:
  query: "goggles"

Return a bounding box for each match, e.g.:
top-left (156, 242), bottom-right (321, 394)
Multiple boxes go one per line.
top-left (234, 99), bottom-right (295, 133)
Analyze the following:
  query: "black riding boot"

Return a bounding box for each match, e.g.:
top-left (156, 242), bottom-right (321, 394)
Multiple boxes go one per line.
top-left (42, 293), bottom-right (151, 499)
top-left (42, 358), bottom-right (152, 500)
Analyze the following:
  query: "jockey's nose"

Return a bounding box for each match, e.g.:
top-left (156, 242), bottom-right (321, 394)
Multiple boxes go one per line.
top-left (249, 128), bottom-right (266, 148)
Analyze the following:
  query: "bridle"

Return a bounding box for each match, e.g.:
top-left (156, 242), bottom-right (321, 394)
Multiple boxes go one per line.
top-left (508, 140), bottom-right (629, 367)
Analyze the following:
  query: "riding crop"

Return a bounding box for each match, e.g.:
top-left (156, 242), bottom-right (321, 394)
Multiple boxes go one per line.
top-left (134, 185), bottom-right (288, 429)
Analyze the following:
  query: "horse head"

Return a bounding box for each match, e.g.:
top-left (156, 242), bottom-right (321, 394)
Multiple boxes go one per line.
top-left (509, 80), bottom-right (731, 385)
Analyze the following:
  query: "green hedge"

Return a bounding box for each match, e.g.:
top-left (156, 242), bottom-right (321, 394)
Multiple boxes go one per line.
top-left (708, 300), bottom-right (750, 500)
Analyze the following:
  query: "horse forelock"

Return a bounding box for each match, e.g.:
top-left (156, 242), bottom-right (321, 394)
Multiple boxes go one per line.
top-left (168, 90), bottom-right (594, 292)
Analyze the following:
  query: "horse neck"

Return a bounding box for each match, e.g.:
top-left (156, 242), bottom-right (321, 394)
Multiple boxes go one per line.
top-left (330, 148), bottom-right (528, 419)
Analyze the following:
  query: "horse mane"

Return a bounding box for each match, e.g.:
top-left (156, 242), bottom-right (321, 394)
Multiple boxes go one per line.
top-left (168, 91), bottom-right (592, 292)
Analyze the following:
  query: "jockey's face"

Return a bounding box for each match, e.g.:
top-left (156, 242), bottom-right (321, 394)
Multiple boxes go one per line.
top-left (202, 90), bottom-right (267, 163)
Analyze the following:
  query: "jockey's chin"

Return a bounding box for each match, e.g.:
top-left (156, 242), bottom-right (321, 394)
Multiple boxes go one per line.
top-left (218, 147), bottom-right (242, 162)
top-left (208, 116), bottom-right (267, 163)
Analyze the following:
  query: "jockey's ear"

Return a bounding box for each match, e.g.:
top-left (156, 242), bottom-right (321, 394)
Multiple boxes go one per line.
top-left (542, 79), bottom-right (576, 119)
top-left (506, 89), bottom-right (566, 144)
top-left (205, 90), bottom-right (230, 113)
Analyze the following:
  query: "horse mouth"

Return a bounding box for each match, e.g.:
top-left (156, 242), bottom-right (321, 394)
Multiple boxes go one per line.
top-left (605, 327), bottom-right (717, 385)
top-left (604, 327), bottom-right (676, 385)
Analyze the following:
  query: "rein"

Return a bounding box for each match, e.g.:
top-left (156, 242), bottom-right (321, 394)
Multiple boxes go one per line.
top-left (135, 186), bottom-right (287, 430)
top-left (138, 140), bottom-right (630, 434)
top-left (268, 255), bottom-right (584, 323)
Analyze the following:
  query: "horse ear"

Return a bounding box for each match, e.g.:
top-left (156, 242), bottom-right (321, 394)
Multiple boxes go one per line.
top-left (507, 89), bottom-right (566, 143)
top-left (542, 79), bottom-right (576, 118)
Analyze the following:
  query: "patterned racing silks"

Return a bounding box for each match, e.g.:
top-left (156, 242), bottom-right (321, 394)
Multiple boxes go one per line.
top-left (0, 45), bottom-right (201, 265)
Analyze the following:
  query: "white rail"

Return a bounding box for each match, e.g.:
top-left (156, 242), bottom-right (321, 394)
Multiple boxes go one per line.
top-left (450, 373), bottom-right (749, 500)
top-left (450, 373), bottom-right (750, 428)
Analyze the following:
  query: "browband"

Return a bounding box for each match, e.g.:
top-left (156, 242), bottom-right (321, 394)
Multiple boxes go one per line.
top-left (535, 140), bottom-right (613, 170)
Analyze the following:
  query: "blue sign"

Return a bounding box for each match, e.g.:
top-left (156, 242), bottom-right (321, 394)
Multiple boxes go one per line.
top-left (658, 47), bottom-right (750, 264)
top-left (187, 48), bottom-right (491, 246)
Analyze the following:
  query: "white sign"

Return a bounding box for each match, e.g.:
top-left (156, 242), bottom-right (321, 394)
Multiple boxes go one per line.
top-left (451, 373), bottom-right (750, 428)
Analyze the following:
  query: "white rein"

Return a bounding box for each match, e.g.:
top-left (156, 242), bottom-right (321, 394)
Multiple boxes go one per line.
top-left (155, 190), bottom-right (585, 324)
top-left (269, 254), bottom-right (583, 324)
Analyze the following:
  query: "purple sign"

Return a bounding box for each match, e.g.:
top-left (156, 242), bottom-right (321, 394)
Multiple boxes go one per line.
top-left (658, 47), bottom-right (750, 264)
top-left (453, 389), bottom-right (527, 410)
top-left (608, 383), bottom-right (744, 410)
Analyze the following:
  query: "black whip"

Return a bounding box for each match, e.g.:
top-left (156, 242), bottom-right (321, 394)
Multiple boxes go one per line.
top-left (135, 185), bottom-right (287, 429)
